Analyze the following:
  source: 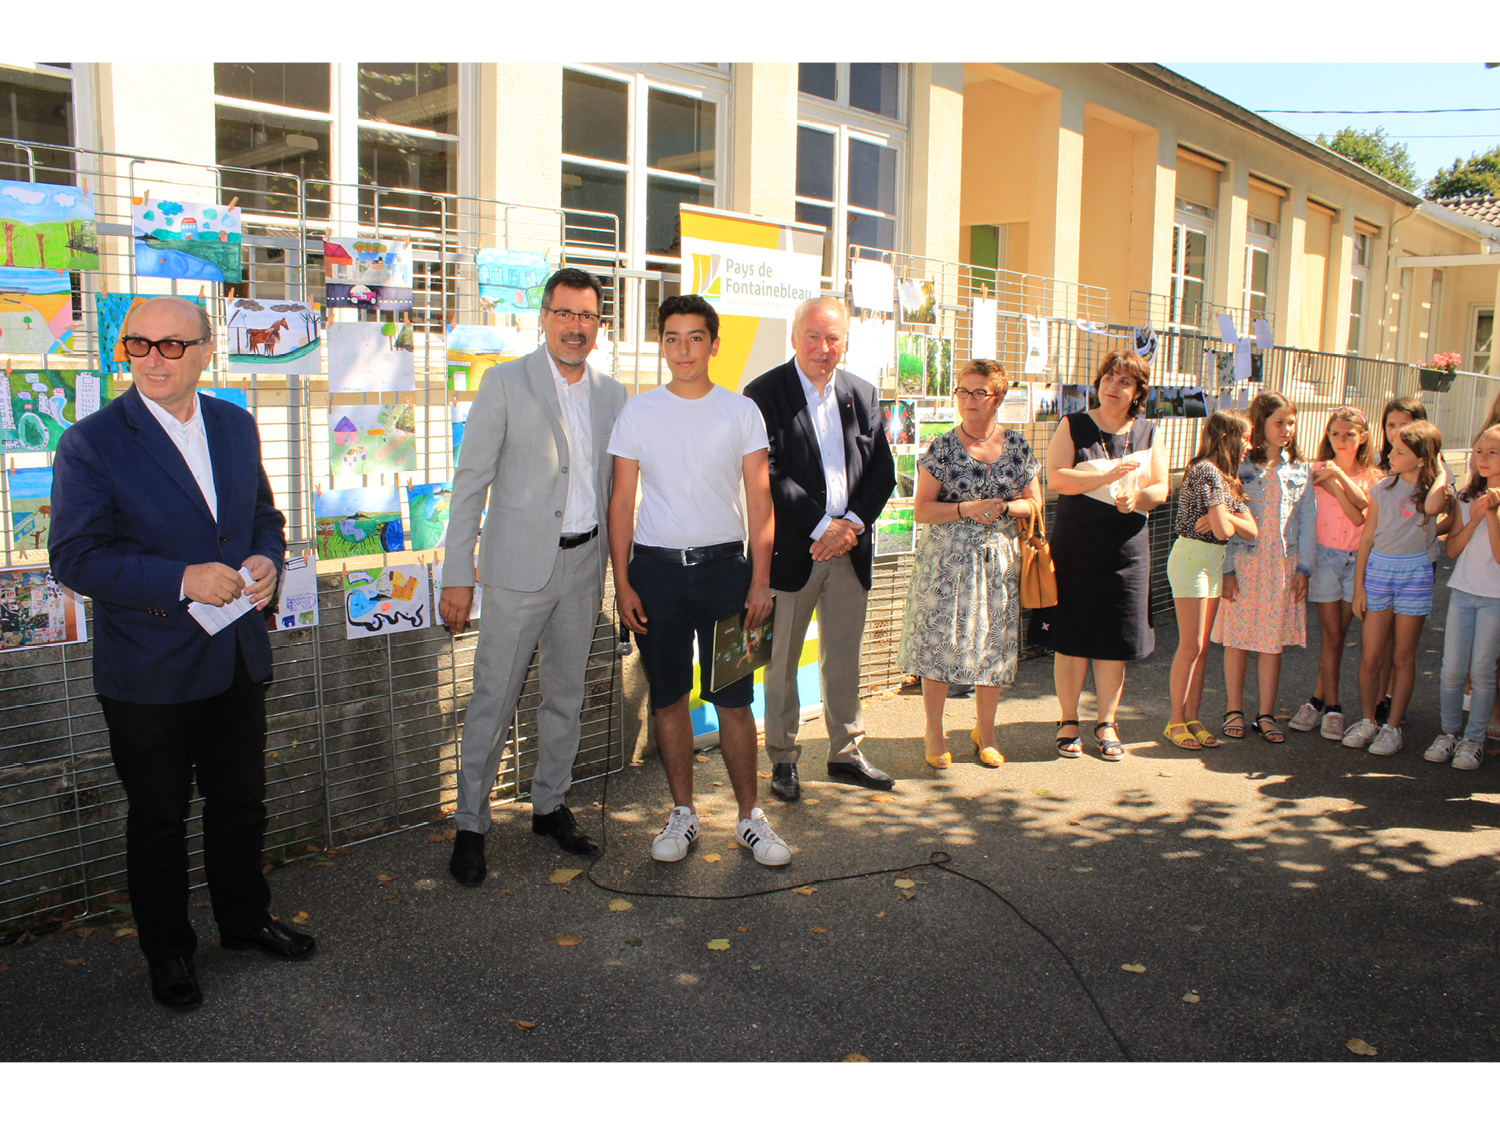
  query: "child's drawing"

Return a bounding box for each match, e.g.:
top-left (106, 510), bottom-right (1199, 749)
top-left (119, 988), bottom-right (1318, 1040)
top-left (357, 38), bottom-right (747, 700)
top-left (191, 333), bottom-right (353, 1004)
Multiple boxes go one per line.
top-left (327, 321), bottom-right (415, 392)
top-left (8, 466), bottom-right (54, 553)
top-left (1, 368), bottom-right (107, 453)
top-left (0, 269), bottom-right (76, 355)
top-left (323, 237), bottom-right (413, 310)
top-left (344, 563), bottom-right (430, 639)
top-left (313, 484), bottom-right (405, 561)
top-left (406, 482), bottom-right (451, 551)
top-left (226, 298), bottom-right (322, 374)
top-left (133, 198), bottom-right (242, 283)
top-left (0, 179), bottom-right (99, 271)
top-left (328, 402), bottom-right (417, 478)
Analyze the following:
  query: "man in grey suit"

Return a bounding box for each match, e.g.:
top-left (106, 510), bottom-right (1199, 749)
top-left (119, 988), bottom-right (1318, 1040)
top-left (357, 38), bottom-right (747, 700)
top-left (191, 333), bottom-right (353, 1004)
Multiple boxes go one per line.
top-left (439, 267), bottom-right (627, 885)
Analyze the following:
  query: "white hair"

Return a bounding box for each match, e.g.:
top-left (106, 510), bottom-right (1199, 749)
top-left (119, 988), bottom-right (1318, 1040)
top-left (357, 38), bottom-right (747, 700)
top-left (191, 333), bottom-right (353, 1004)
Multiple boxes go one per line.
top-left (791, 296), bottom-right (850, 338)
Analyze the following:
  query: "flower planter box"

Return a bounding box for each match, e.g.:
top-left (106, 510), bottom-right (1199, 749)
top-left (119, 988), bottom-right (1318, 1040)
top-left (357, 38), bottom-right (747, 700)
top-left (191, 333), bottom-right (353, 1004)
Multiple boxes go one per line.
top-left (1419, 367), bottom-right (1457, 393)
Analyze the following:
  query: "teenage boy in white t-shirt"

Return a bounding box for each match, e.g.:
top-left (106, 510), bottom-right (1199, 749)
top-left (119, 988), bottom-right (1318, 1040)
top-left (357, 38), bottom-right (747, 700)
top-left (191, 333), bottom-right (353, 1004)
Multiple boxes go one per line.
top-left (607, 294), bottom-right (790, 865)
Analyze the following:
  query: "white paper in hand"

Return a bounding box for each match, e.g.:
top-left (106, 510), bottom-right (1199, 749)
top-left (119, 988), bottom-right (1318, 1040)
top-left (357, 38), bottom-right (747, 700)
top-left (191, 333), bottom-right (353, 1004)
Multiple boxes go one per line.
top-left (1080, 451), bottom-right (1150, 506)
top-left (188, 567), bottom-right (258, 636)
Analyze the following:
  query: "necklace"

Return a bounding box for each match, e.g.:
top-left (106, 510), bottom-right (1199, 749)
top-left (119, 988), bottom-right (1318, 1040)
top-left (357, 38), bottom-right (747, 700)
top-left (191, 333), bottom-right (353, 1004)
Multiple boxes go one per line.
top-left (960, 420), bottom-right (997, 443)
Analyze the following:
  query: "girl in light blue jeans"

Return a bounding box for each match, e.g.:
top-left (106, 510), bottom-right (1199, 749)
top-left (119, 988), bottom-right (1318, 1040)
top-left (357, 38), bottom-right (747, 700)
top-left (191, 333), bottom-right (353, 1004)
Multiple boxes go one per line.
top-left (1429, 424), bottom-right (1500, 771)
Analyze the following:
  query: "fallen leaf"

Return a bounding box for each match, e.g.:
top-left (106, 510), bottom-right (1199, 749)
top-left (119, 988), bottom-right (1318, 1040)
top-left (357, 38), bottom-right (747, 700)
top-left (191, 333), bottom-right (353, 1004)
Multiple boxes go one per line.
top-left (425, 832), bottom-right (448, 843)
top-left (549, 869), bottom-right (584, 884)
top-left (624, 938), bottom-right (643, 947)
top-left (737, 926), bottom-right (751, 932)
top-left (1121, 963), bottom-right (1146, 973)
top-left (513, 1020), bottom-right (536, 1031)
top-left (793, 886), bottom-right (816, 896)
top-left (870, 793), bottom-right (896, 803)
top-left (695, 754), bottom-right (710, 763)
top-left (1182, 991), bottom-right (1201, 1003)
top-left (706, 938), bottom-right (730, 950)
top-left (0, 963), bottom-right (10, 971)
top-left (1185, 925), bottom-right (1205, 933)
top-left (875, 911), bottom-right (887, 918)
top-left (843, 1053), bottom-right (871, 1062)
top-left (804, 799), bottom-right (820, 806)
top-left (1158, 771), bottom-right (1174, 778)
top-left (312, 861), bottom-right (335, 867)
top-left (702, 854), bottom-right (722, 863)
top-left (757, 771), bottom-right (771, 779)
top-left (384, 895), bottom-right (396, 901)
top-left (727, 842), bottom-right (741, 850)
top-left (413, 879), bottom-right (436, 890)
top-left (712, 781), bottom-right (723, 786)
top-left (893, 878), bottom-right (916, 889)
top-left (751, 964), bottom-right (762, 970)
top-left (1067, 819), bottom-right (1082, 825)
top-left (293, 911), bottom-right (310, 924)
top-left (112, 927), bottom-right (136, 940)
top-left (898, 889), bottom-right (916, 900)
top-left (608, 899), bottom-right (633, 912)
top-left (1032, 788), bottom-right (1052, 797)
top-left (13, 932), bottom-right (37, 948)
top-left (812, 927), bottom-right (828, 934)
top-left (74, 927), bottom-right (95, 940)
top-left (376, 875), bottom-right (392, 885)
top-left (1346, 1038), bottom-right (1378, 1056)
top-left (333, 847), bottom-right (354, 856)
top-left (555, 935), bottom-right (583, 947)
top-left (64, 958), bottom-right (85, 967)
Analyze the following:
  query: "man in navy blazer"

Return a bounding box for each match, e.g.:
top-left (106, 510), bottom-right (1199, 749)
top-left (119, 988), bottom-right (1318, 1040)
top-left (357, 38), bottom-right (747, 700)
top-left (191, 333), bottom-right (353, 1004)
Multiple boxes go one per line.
top-left (742, 297), bottom-right (897, 802)
top-left (49, 296), bottom-right (312, 1011)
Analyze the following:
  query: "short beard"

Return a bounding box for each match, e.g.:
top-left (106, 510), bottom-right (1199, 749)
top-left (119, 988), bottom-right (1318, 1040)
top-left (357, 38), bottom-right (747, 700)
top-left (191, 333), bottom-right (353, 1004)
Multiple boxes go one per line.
top-left (549, 346), bottom-right (586, 370)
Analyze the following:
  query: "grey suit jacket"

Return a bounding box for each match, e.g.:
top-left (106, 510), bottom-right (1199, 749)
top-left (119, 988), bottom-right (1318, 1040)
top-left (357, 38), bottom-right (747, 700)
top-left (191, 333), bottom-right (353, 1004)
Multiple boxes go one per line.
top-left (441, 345), bottom-right (626, 594)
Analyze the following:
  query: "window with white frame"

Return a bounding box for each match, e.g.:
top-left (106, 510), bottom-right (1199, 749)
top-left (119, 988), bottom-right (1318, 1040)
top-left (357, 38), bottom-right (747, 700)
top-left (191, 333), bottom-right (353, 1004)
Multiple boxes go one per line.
top-left (1473, 305), bottom-right (1494, 374)
top-left (1243, 216), bottom-right (1277, 319)
top-left (559, 65), bottom-right (725, 344)
top-left (1348, 231), bottom-right (1371, 355)
top-left (356, 64), bottom-right (458, 229)
top-left (796, 68), bottom-right (906, 284)
top-left (1170, 199), bottom-right (1214, 331)
top-left (0, 64), bottom-right (75, 184)
top-left (215, 64), bottom-right (334, 219)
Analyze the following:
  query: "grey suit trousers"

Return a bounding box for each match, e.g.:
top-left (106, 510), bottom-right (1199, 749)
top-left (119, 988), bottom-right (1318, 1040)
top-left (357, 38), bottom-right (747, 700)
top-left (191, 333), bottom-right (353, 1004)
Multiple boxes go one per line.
top-left (454, 536), bottom-right (602, 831)
top-left (762, 554), bottom-right (868, 765)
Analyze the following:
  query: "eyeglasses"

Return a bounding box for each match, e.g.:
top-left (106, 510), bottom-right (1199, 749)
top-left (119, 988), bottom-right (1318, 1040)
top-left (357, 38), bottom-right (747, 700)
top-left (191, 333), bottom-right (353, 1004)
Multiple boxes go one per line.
top-left (121, 335), bottom-right (209, 359)
top-left (543, 307), bottom-right (602, 325)
top-left (954, 388), bottom-right (996, 401)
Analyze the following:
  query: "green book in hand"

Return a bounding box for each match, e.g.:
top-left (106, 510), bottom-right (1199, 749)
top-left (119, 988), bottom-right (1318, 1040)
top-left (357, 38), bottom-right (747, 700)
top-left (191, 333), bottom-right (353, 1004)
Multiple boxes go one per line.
top-left (708, 601), bottom-right (775, 695)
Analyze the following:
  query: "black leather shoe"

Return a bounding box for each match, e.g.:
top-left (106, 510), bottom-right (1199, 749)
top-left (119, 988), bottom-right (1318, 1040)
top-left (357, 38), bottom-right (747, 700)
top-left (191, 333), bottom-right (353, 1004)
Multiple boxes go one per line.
top-left (449, 829), bottom-right (486, 886)
top-left (827, 750), bottom-right (895, 790)
top-left (770, 762), bottom-right (800, 801)
top-left (220, 917), bottom-right (316, 960)
top-left (148, 956), bottom-right (202, 1011)
top-left (532, 806), bottom-right (600, 857)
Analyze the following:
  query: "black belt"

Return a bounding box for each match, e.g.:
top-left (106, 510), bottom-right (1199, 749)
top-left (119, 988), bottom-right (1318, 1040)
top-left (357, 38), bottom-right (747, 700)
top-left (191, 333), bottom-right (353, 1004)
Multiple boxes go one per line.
top-left (559, 526), bottom-right (599, 550)
top-left (633, 541), bottom-right (743, 566)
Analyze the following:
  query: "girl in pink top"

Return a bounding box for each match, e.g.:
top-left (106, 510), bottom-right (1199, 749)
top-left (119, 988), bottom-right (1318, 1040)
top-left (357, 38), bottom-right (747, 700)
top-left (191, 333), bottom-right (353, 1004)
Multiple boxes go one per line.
top-left (1287, 407), bottom-right (1379, 740)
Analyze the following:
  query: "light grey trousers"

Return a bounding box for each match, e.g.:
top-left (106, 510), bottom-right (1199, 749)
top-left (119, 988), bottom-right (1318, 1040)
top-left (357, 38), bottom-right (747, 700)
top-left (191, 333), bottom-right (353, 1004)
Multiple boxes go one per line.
top-left (453, 536), bottom-right (602, 832)
top-left (762, 554), bottom-right (868, 766)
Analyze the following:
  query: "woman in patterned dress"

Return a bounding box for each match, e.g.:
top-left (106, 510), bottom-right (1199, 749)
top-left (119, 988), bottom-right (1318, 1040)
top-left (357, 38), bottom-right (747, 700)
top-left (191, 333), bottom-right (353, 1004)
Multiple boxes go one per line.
top-left (897, 359), bottom-right (1042, 769)
top-left (1035, 351), bottom-right (1169, 761)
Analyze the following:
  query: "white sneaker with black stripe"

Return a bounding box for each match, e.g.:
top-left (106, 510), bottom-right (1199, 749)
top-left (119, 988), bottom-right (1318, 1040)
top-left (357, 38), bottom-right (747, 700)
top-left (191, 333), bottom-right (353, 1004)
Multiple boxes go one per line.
top-left (651, 806), bottom-right (699, 862)
top-left (736, 807), bottom-right (792, 866)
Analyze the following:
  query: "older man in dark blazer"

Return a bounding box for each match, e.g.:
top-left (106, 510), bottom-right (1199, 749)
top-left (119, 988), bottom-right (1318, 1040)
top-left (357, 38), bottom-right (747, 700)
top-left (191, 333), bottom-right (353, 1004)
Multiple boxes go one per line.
top-left (742, 296), bottom-right (896, 801)
top-left (49, 295), bottom-right (311, 1012)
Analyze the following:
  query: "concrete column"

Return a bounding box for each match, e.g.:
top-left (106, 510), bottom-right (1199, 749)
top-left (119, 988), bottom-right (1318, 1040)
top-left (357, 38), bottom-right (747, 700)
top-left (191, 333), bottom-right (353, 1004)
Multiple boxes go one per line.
top-left (728, 63), bottom-right (797, 221)
top-left (1127, 127), bottom-right (1166, 319)
top-left (907, 64), bottom-right (963, 265)
top-left (1275, 192), bottom-right (1304, 348)
top-left (479, 64), bottom-right (562, 212)
top-left (1028, 86), bottom-right (1085, 292)
top-left (1219, 161), bottom-right (1248, 316)
top-left (1325, 210), bottom-right (1356, 353)
top-left (1145, 130), bottom-right (1178, 321)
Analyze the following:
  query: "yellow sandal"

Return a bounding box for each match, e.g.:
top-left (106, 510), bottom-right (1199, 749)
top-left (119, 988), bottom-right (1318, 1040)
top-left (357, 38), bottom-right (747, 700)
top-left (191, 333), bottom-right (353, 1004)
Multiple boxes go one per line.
top-left (1162, 722), bottom-right (1201, 750)
top-left (970, 729), bottom-right (1004, 767)
top-left (924, 732), bottom-right (952, 769)
top-left (1184, 720), bottom-right (1219, 748)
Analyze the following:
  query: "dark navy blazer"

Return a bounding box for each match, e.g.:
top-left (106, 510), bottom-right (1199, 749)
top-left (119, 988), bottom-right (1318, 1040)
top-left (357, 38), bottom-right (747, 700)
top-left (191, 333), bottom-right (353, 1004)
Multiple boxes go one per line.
top-left (48, 384), bottom-right (286, 703)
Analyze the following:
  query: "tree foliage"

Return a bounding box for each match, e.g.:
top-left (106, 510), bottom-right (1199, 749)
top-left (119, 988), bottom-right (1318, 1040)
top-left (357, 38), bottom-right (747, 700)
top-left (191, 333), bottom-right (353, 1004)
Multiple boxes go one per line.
top-left (1426, 145), bottom-right (1500, 199)
top-left (1318, 127), bottom-right (1420, 191)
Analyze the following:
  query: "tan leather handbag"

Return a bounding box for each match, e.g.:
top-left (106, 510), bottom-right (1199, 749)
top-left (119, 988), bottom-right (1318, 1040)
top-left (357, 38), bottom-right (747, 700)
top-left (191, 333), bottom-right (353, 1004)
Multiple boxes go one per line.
top-left (1018, 497), bottom-right (1058, 610)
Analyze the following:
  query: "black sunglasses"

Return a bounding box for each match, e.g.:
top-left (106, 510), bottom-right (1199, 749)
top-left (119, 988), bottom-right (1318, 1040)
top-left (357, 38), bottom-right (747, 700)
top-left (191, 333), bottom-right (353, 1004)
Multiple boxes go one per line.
top-left (121, 335), bottom-right (209, 360)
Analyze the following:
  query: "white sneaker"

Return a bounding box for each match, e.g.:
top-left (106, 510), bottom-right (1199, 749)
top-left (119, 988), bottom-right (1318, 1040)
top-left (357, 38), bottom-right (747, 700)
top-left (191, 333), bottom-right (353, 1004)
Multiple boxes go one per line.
top-left (1452, 739), bottom-right (1484, 771)
top-left (736, 807), bottom-right (792, 866)
top-left (1287, 702), bottom-right (1321, 731)
top-left (1341, 718), bottom-right (1380, 748)
top-left (1367, 724), bottom-right (1403, 756)
top-left (1320, 710), bottom-right (1345, 741)
top-left (1424, 733), bottom-right (1457, 763)
top-left (651, 807), bottom-right (699, 862)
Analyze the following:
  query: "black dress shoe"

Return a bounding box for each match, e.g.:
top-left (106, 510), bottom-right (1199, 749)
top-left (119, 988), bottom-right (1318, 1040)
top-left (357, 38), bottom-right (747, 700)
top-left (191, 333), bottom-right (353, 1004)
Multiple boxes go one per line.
top-left (532, 806), bottom-right (600, 857)
top-left (220, 917), bottom-right (316, 960)
top-left (827, 750), bottom-right (895, 790)
top-left (770, 762), bottom-right (800, 801)
top-left (148, 956), bottom-right (202, 1011)
top-left (449, 829), bottom-right (486, 886)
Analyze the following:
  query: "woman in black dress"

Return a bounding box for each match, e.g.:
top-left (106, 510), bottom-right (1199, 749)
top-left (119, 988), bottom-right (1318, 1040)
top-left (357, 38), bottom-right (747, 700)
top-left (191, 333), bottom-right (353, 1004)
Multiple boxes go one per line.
top-left (1036, 351), bottom-right (1168, 761)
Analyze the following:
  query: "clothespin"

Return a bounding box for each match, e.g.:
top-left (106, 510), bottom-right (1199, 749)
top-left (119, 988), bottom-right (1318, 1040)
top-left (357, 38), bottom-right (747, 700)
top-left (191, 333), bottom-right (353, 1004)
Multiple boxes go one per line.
top-left (141, 189), bottom-right (149, 205)
top-left (197, 285), bottom-right (205, 301)
top-left (342, 561), bottom-right (348, 580)
top-left (315, 482), bottom-right (322, 499)
top-left (227, 196), bottom-right (239, 212)
top-left (100, 274), bottom-right (109, 296)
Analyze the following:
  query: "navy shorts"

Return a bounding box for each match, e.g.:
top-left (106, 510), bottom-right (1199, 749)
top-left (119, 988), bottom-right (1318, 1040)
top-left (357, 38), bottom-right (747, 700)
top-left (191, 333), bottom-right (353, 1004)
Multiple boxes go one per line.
top-left (629, 551), bottom-right (754, 710)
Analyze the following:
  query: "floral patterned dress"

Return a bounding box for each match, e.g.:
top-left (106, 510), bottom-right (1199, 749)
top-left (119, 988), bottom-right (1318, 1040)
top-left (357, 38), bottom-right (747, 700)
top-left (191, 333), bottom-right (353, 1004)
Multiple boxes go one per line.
top-left (1211, 466), bottom-right (1307, 653)
top-left (897, 427), bottom-right (1039, 686)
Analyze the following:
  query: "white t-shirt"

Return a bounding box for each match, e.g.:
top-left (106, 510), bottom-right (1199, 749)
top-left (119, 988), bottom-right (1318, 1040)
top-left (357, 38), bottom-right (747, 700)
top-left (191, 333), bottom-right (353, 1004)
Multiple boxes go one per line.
top-left (607, 384), bottom-right (769, 549)
top-left (1449, 498), bottom-right (1500, 598)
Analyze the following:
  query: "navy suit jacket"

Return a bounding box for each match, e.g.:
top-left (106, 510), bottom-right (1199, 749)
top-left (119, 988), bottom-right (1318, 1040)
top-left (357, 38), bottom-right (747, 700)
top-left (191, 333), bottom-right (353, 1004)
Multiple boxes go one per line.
top-left (741, 361), bottom-right (896, 592)
top-left (48, 385), bottom-right (286, 704)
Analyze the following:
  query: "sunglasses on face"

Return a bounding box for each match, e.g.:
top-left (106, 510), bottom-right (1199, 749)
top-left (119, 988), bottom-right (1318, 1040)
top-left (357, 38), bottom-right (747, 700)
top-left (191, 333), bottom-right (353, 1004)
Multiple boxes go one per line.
top-left (121, 335), bottom-right (209, 359)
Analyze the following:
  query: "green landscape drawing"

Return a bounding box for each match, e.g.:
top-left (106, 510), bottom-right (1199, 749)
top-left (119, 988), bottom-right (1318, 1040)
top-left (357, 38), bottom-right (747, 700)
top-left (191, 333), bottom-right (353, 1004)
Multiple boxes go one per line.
top-left (1, 368), bottom-right (109, 453)
top-left (230, 337), bottom-right (321, 367)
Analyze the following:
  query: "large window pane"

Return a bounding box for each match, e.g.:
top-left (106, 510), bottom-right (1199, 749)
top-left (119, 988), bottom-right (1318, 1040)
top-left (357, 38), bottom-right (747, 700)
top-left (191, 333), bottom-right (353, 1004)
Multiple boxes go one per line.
top-left (1184, 230), bottom-right (1207, 284)
top-left (1249, 246), bottom-right (1269, 295)
top-left (217, 104), bottom-right (329, 217)
top-left (646, 176), bottom-right (714, 257)
top-left (358, 128), bottom-right (456, 228)
top-left (849, 64), bottom-right (899, 119)
top-left (562, 161), bottom-right (626, 253)
top-left (214, 63), bottom-right (329, 112)
top-left (0, 67), bottom-right (74, 183)
top-left (1347, 276), bottom-right (1364, 353)
top-left (648, 88), bottom-right (715, 177)
top-left (798, 64), bottom-right (837, 101)
top-left (848, 211), bottom-right (895, 252)
top-left (796, 127), bottom-right (835, 202)
top-left (847, 138), bottom-right (897, 214)
top-left (795, 202), bottom-right (832, 231)
top-left (358, 63), bottom-right (457, 134)
top-left (563, 70), bottom-right (627, 163)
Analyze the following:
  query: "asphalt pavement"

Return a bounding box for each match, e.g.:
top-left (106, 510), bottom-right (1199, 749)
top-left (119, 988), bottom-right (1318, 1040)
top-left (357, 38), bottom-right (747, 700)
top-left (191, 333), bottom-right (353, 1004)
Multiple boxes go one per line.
top-left (3, 561), bottom-right (1499, 1063)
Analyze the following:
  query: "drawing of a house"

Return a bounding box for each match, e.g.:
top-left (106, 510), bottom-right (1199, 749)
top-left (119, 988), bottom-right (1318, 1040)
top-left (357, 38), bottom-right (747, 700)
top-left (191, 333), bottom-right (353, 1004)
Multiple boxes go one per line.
top-left (180, 215), bottom-right (198, 239)
top-left (332, 415), bottom-right (358, 445)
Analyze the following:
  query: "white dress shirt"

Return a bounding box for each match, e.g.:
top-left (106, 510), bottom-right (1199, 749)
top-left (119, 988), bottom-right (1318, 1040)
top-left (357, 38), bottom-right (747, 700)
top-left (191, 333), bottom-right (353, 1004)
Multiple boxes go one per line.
top-left (545, 349), bottom-right (597, 536)
top-left (794, 358), bottom-right (862, 540)
top-left (141, 390), bottom-right (217, 602)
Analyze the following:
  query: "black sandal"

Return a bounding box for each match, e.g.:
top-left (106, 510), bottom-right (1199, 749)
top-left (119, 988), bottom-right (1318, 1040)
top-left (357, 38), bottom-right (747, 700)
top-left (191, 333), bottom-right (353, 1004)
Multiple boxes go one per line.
top-left (1094, 721), bottom-right (1125, 762)
top-left (1251, 714), bottom-right (1285, 743)
top-left (1222, 710), bottom-right (1246, 740)
top-left (1056, 720), bottom-right (1083, 759)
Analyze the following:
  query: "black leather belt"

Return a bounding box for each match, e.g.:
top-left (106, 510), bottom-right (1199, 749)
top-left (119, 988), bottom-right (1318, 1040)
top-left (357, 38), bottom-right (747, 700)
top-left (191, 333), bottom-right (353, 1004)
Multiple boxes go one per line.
top-left (632, 541), bottom-right (744, 566)
top-left (559, 526), bottom-right (599, 550)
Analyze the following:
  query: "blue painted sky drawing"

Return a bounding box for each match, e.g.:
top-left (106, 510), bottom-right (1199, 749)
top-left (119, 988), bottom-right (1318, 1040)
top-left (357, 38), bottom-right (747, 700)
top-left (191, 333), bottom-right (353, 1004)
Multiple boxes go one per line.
top-left (9, 465), bottom-right (53, 499)
top-left (0, 180), bottom-right (94, 224)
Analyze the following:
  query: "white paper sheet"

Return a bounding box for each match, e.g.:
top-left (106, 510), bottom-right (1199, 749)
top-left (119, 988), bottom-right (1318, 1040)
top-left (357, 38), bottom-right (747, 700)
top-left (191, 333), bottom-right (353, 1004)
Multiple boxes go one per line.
top-left (1024, 316), bottom-right (1048, 375)
top-left (1234, 337), bottom-right (1253, 381)
top-left (1216, 313), bottom-right (1238, 345)
top-left (1079, 451), bottom-right (1151, 506)
top-left (971, 298), bottom-right (998, 356)
top-left (850, 259), bottom-right (895, 314)
top-left (188, 566), bottom-right (257, 635)
top-left (1252, 318), bottom-right (1273, 350)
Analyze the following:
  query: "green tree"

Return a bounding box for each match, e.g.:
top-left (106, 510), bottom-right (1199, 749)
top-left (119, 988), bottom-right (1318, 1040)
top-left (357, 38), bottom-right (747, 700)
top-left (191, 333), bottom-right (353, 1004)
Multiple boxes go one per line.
top-left (1427, 144), bottom-right (1500, 199)
top-left (1317, 127), bottom-right (1420, 191)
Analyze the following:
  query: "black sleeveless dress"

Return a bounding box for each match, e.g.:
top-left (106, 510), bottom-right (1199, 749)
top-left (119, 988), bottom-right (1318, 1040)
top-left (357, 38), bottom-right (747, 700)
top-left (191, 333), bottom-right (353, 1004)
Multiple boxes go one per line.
top-left (1033, 411), bottom-right (1155, 661)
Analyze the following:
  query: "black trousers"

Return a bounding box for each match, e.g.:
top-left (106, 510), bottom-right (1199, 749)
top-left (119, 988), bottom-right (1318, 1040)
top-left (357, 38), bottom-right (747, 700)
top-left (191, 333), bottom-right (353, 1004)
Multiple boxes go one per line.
top-left (99, 648), bottom-right (271, 962)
